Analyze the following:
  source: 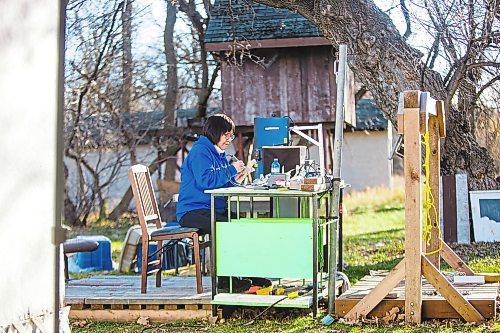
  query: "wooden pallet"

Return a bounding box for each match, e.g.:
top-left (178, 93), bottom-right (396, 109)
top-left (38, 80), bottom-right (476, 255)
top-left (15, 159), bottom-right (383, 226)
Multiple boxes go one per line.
top-left (335, 273), bottom-right (498, 320)
top-left (65, 276), bottom-right (212, 321)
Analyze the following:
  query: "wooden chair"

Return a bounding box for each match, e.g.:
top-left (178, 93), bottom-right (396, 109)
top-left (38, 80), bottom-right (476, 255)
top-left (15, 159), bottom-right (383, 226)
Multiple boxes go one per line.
top-left (128, 164), bottom-right (205, 294)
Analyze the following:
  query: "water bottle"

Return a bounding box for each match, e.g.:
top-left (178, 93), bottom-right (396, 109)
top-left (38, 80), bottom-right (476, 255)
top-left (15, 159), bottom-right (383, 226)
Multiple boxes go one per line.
top-left (271, 158), bottom-right (280, 174)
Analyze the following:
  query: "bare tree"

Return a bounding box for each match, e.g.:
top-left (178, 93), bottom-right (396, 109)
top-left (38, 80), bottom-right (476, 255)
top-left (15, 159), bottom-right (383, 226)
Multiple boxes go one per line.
top-left (65, 0), bottom-right (125, 225)
top-left (122, 0), bottom-right (133, 118)
top-left (63, 0), bottom-right (242, 223)
top-left (164, 0), bottom-right (178, 127)
top-left (65, 0), bottom-right (166, 224)
top-left (177, 0), bottom-right (221, 117)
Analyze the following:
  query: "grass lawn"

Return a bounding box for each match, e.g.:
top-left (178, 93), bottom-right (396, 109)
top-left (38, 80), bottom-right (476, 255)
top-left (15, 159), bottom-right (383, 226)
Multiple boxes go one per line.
top-left (71, 179), bottom-right (499, 332)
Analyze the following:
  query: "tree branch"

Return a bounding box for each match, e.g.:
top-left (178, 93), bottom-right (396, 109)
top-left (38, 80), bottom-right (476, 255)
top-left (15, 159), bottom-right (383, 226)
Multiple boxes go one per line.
top-left (400, 0), bottom-right (411, 40)
top-left (468, 62), bottom-right (500, 69)
top-left (476, 74), bottom-right (500, 98)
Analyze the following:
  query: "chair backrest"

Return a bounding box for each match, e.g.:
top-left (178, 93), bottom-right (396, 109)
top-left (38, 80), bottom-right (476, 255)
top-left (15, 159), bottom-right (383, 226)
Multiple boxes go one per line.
top-left (128, 164), bottom-right (163, 237)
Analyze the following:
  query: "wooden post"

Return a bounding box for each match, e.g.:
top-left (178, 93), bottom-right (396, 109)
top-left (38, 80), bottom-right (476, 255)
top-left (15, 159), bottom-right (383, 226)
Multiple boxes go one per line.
top-left (426, 114), bottom-right (441, 267)
top-left (237, 132), bottom-right (244, 161)
top-left (402, 91), bottom-right (423, 324)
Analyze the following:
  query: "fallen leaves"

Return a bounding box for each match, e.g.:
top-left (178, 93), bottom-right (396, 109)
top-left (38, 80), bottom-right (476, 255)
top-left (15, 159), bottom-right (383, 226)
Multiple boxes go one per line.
top-left (136, 316), bottom-right (150, 326)
top-left (71, 320), bottom-right (88, 328)
top-left (379, 306), bottom-right (400, 325)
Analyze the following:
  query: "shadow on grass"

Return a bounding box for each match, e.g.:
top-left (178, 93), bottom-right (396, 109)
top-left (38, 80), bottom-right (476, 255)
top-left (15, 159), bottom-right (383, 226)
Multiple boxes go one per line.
top-left (349, 206), bottom-right (403, 214)
top-left (374, 206), bottom-right (404, 213)
top-left (344, 227), bottom-right (404, 243)
top-left (343, 257), bottom-right (404, 284)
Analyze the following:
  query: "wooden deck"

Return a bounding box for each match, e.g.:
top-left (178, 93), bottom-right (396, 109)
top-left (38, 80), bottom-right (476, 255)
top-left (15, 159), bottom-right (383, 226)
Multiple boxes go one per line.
top-left (65, 275), bottom-right (213, 321)
top-left (335, 273), bottom-right (498, 320)
top-left (65, 275), bottom-right (337, 321)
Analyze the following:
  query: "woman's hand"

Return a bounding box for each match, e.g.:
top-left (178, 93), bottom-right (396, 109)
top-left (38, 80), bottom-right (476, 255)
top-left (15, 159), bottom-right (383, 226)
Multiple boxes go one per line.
top-left (234, 172), bottom-right (246, 184)
top-left (231, 160), bottom-right (245, 173)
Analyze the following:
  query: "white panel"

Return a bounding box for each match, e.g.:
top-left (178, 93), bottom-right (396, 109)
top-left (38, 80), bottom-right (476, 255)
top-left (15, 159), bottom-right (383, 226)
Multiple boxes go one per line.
top-left (470, 190), bottom-right (500, 242)
top-left (0, 0), bottom-right (59, 328)
top-left (342, 131), bottom-right (392, 192)
top-left (455, 174), bottom-right (470, 243)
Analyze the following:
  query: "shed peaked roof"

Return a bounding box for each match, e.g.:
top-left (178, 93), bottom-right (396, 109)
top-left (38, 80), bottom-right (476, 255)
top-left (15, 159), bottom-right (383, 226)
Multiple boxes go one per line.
top-left (354, 99), bottom-right (388, 131)
top-left (205, 0), bottom-right (324, 45)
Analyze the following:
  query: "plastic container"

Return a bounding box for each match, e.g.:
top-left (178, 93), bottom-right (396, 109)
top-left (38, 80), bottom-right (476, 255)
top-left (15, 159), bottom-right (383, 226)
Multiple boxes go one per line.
top-left (73, 235), bottom-right (113, 271)
top-left (271, 158), bottom-right (280, 174)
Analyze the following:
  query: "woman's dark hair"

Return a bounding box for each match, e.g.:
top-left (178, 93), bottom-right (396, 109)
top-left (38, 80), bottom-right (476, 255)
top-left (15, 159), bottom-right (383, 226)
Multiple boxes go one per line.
top-left (202, 114), bottom-right (235, 144)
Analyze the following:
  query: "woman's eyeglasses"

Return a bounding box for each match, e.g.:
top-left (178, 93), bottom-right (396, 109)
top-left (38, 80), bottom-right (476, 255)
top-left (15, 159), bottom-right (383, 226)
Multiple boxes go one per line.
top-left (223, 132), bottom-right (235, 141)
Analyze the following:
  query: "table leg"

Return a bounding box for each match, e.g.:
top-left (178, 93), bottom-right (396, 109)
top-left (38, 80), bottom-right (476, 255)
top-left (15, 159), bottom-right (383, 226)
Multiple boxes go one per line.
top-left (250, 197), bottom-right (254, 218)
top-left (312, 196), bottom-right (318, 317)
top-left (210, 194), bottom-right (217, 317)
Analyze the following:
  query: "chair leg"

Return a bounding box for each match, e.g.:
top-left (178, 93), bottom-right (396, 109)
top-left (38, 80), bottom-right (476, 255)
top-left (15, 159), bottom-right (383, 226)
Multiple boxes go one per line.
top-left (141, 241), bottom-right (149, 293)
top-left (64, 255), bottom-right (69, 281)
top-left (192, 234), bottom-right (203, 294)
top-left (156, 240), bottom-right (163, 288)
top-left (201, 248), bottom-right (206, 275)
top-left (174, 241), bottom-right (179, 275)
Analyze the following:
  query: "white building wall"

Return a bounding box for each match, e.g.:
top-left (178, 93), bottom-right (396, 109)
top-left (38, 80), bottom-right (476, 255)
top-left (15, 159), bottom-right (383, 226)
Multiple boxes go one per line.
top-left (64, 146), bottom-right (158, 209)
top-left (342, 130), bottom-right (393, 192)
top-left (0, 0), bottom-right (60, 330)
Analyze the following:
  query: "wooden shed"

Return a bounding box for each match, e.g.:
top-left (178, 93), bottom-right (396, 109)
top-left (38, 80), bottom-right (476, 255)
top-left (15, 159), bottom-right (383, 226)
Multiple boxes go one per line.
top-left (204, 0), bottom-right (356, 131)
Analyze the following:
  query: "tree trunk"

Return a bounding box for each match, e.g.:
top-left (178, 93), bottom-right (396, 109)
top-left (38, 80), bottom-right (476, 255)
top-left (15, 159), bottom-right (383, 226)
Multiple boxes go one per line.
top-left (164, 0), bottom-right (178, 127)
top-left (442, 81), bottom-right (497, 189)
top-left (254, 0), bottom-right (498, 189)
top-left (122, 0), bottom-right (133, 114)
top-left (63, 162), bottom-right (78, 225)
top-left (108, 158), bottom-right (160, 220)
top-left (108, 139), bottom-right (184, 221)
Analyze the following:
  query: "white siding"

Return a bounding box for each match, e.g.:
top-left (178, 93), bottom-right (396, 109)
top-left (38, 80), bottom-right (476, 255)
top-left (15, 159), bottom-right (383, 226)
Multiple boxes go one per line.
top-left (342, 130), bottom-right (393, 192)
top-left (64, 146), bottom-right (158, 209)
top-left (0, 0), bottom-right (59, 329)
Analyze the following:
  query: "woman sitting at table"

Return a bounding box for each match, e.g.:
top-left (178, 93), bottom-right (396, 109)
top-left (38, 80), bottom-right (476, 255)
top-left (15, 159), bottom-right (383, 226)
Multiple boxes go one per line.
top-left (176, 113), bottom-right (245, 235)
top-left (176, 114), bottom-right (271, 291)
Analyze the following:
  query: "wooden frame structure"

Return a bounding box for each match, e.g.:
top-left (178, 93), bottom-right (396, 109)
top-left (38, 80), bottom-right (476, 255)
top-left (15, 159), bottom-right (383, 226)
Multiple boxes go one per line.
top-left (343, 91), bottom-right (485, 324)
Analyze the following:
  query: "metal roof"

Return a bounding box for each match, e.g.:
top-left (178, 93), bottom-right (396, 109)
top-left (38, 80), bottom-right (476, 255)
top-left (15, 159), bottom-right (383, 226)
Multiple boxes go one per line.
top-left (204, 0), bottom-right (322, 43)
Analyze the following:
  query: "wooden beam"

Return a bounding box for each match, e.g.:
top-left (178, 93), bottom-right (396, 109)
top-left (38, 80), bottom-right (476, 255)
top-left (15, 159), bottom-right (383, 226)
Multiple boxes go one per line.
top-left (442, 175), bottom-right (458, 243)
top-left (425, 114), bottom-right (441, 267)
top-left (421, 256), bottom-right (484, 322)
top-left (403, 102), bottom-right (423, 324)
top-left (205, 37), bottom-right (332, 52)
top-left (69, 309), bottom-right (210, 322)
top-left (403, 90), bottom-right (421, 108)
top-left (477, 273), bottom-right (500, 283)
top-left (440, 240), bottom-right (475, 275)
top-left (343, 259), bottom-right (405, 321)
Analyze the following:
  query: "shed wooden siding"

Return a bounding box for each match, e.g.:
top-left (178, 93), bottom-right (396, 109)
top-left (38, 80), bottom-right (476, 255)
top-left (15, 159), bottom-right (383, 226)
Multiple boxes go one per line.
top-left (221, 46), bottom-right (354, 126)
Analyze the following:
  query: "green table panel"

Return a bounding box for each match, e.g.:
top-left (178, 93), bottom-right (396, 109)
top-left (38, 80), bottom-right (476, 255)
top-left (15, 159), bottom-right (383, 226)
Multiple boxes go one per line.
top-left (216, 220), bottom-right (313, 279)
top-left (232, 218), bottom-right (312, 223)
